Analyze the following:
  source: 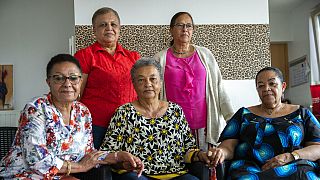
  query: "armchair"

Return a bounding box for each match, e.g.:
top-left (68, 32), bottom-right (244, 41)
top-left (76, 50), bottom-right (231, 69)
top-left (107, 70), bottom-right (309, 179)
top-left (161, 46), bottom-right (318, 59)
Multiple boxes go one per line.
top-left (186, 161), bottom-right (210, 180)
top-left (0, 127), bottom-right (17, 160)
top-left (215, 160), bottom-right (231, 180)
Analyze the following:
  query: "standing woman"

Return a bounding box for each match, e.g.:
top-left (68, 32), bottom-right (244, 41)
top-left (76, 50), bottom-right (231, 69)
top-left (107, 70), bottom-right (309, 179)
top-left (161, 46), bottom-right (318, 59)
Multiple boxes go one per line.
top-left (155, 12), bottom-right (234, 150)
top-left (74, 7), bottom-right (140, 149)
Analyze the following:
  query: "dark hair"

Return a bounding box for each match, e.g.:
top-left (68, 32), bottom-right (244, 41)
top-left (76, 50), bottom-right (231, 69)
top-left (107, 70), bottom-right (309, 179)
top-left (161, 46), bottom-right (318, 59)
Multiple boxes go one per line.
top-left (169, 12), bottom-right (195, 46)
top-left (92, 7), bottom-right (120, 25)
top-left (46, 54), bottom-right (82, 78)
top-left (130, 57), bottom-right (163, 82)
top-left (255, 67), bottom-right (284, 85)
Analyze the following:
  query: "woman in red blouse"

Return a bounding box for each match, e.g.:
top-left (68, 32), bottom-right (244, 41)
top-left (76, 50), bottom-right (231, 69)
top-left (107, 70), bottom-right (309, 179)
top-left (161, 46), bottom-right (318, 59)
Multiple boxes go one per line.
top-left (74, 7), bottom-right (140, 149)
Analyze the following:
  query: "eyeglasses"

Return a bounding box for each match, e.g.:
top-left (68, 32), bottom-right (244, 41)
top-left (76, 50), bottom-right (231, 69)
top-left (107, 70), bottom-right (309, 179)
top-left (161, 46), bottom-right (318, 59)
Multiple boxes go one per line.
top-left (174, 23), bottom-right (194, 30)
top-left (49, 74), bottom-right (82, 85)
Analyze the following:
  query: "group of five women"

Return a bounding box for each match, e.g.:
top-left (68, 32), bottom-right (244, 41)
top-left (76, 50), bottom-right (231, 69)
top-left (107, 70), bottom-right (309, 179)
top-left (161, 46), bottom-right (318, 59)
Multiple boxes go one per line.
top-left (1, 6), bottom-right (320, 180)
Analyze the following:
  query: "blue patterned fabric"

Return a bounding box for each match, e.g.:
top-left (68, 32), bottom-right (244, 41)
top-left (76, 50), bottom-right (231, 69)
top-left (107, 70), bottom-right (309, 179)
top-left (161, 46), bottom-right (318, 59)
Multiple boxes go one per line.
top-left (219, 107), bottom-right (320, 179)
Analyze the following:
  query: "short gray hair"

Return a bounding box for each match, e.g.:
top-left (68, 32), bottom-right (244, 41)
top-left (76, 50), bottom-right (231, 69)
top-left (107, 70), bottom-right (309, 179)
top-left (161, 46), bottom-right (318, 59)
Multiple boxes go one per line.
top-left (130, 57), bottom-right (163, 82)
top-left (92, 7), bottom-right (120, 25)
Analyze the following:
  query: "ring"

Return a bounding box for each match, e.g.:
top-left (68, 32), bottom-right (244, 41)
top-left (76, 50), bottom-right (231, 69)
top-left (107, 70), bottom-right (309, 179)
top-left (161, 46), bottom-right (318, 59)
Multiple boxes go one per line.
top-left (272, 162), bottom-right (277, 167)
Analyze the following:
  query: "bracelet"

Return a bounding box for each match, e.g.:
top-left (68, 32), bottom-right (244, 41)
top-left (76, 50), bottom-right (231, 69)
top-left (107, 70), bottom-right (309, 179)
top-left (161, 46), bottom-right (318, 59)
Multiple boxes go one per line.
top-left (197, 151), bottom-right (202, 161)
top-left (114, 151), bottom-right (119, 162)
top-left (66, 161), bottom-right (71, 176)
top-left (290, 151), bottom-right (300, 160)
top-left (191, 150), bottom-right (200, 162)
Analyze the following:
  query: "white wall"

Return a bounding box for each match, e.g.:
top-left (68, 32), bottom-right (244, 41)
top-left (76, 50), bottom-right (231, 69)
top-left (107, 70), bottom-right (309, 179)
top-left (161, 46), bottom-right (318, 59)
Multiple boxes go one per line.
top-left (224, 80), bottom-right (260, 111)
top-left (269, 12), bottom-right (292, 42)
top-left (0, 0), bottom-right (75, 112)
top-left (74, 0), bottom-right (269, 25)
top-left (269, 0), bottom-right (319, 107)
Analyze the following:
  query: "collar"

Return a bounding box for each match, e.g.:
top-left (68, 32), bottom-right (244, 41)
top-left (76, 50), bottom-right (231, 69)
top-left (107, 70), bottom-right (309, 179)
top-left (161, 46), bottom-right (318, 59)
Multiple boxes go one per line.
top-left (47, 92), bottom-right (76, 108)
top-left (92, 41), bottom-right (126, 56)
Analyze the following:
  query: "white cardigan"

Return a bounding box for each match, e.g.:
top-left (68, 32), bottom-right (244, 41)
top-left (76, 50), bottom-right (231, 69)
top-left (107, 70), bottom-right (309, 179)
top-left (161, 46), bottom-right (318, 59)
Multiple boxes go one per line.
top-left (154, 45), bottom-right (234, 145)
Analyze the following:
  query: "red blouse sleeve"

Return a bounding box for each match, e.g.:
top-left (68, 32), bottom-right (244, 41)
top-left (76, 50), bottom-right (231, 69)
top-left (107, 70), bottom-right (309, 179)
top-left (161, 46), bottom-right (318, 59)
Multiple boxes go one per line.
top-left (74, 49), bottom-right (92, 74)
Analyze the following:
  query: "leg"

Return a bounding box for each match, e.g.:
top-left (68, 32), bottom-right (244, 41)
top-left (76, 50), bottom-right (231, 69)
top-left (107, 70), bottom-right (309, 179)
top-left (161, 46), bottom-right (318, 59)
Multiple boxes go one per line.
top-left (92, 125), bottom-right (107, 149)
top-left (173, 173), bottom-right (199, 180)
top-left (2, 96), bottom-right (5, 108)
top-left (0, 94), bottom-right (4, 109)
top-left (112, 172), bottom-right (150, 180)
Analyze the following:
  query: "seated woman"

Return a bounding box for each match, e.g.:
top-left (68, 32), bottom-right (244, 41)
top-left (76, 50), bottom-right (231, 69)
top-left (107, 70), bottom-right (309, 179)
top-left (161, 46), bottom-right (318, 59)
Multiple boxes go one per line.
top-left (210, 67), bottom-right (320, 179)
top-left (100, 58), bottom-right (212, 180)
top-left (0, 54), bottom-right (143, 179)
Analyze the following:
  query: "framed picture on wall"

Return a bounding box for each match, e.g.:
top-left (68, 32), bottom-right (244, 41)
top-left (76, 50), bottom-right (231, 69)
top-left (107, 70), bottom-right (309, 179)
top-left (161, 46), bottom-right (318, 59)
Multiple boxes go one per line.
top-left (289, 55), bottom-right (309, 87)
top-left (0, 64), bottom-right (13, 110)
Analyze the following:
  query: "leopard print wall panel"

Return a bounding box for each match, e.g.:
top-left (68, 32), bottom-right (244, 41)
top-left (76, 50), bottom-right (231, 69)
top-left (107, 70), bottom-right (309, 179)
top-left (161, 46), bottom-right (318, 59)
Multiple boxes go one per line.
top-left (75, 24), bottom-right (270, 80)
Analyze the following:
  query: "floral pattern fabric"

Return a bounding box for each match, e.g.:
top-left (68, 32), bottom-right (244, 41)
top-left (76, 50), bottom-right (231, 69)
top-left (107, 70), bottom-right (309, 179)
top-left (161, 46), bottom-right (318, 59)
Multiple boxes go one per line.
top-left (100, 102), bottom-right (197, 175)
top-left (219, 107), bottom-right (320, 179)
top-left (0, 94), bottom-right (94, 179)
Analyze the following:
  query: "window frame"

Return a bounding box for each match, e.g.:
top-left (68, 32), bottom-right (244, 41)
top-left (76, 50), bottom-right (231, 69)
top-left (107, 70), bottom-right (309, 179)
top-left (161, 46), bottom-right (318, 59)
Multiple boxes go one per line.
top-left (311, 4), bottom-right (320, 74)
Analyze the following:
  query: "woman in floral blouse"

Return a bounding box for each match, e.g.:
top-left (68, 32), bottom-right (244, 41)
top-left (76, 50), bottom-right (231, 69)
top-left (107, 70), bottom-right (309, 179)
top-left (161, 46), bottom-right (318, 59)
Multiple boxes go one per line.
top-left (0, 54), bottom-right (143, 180)
top-left (100, 58), bottom-right (213, 180)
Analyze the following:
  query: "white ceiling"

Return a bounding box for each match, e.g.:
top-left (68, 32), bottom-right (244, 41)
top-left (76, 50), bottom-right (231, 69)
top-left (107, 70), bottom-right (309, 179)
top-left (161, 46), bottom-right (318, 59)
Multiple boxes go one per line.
top-left (269, 0), bottom-right (305, 12)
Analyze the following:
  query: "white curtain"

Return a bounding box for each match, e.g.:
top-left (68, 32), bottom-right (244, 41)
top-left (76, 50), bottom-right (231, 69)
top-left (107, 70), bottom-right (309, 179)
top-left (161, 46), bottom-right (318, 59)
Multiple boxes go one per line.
top-left (310, 4), bottom-right (320, 84)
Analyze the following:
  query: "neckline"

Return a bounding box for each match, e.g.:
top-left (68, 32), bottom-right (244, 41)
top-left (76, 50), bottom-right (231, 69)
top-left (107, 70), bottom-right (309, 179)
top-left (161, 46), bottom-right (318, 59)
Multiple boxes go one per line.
top-left (172, 46), bottom-right (188, 54)
top-left (260, 104), bottom-right (286, 116)
top-left (244, 106), bottom-right (301, 119)
top-left (138, 99), bottom-right (161, 118)
top-left (130, 102), bottom-right (169, 119)
top-left (169, 48), bottom-right (196, 59)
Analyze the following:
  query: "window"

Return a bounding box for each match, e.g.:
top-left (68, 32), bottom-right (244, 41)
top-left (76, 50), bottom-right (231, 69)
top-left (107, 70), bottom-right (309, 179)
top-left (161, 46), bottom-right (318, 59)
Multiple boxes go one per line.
top-left (310, 4), bottom-right (320, 83)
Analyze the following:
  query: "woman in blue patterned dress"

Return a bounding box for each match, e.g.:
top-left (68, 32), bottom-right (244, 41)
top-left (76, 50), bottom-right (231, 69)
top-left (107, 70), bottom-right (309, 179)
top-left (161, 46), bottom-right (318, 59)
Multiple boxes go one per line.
top-left (210, 67), bottom-right (320, 179)
top-left (100, 58), bottom-right (212, 180)
top-left (0, 54), bottom-right (143, 180)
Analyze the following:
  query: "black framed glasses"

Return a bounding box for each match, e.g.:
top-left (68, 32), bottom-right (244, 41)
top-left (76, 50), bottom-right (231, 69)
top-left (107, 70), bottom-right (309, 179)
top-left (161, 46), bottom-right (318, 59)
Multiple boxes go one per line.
top-left (174, 23), bottom-right (194, 30)
top-left (49, 74), bottom-right (82, 85)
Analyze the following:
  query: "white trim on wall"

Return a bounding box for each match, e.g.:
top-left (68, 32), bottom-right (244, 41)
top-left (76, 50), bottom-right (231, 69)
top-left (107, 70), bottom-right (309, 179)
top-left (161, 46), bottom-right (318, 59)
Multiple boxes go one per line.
top-left (74, 0), bottom-right (269, 25)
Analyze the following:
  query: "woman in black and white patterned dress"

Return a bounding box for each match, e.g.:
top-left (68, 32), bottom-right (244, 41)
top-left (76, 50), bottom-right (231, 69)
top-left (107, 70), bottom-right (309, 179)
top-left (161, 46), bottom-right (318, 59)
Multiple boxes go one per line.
top-left (100, 58), bottom-right (213, 180)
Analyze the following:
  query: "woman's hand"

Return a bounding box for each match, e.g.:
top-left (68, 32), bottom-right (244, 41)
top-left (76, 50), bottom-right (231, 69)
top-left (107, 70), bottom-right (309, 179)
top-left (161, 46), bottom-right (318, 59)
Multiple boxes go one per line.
top-left (57, 151), bottom-right (103, 175)
top-left (208, 147), bottom-right (226, 167)
top-left (77, 150), bottom-right (104, 172)
top-left (197, 151), bottom-right (211, 165)
top-left (117, 151), bottom-right (144, 177)
top-left (261, 153), bottom-right (293, 171)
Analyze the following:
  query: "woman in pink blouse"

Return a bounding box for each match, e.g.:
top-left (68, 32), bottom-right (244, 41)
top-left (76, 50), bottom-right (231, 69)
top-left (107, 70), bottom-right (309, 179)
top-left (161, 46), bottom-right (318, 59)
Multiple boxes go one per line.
top-left (0, 54), bottom-right (143, 179)
top-left (155, 12), bottom-right (234, 151)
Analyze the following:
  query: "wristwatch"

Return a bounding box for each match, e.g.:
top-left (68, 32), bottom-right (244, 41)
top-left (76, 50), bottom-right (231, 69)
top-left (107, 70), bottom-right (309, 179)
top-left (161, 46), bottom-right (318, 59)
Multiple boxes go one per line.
top-left (291, 151), bottom-right (300, 160)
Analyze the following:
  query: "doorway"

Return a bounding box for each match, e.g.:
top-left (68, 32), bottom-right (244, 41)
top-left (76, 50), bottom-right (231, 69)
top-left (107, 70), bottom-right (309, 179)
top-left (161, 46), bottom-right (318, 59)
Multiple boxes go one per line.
top-left (270, 43), bottom-right (289, 85)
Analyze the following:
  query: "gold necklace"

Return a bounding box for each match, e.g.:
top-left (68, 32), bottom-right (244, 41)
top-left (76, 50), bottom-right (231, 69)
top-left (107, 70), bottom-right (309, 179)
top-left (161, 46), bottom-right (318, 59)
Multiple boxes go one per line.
top-left (172, 46), bottom-right (188, 54)
top-left (260, 104), bottom-right (285, 115)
